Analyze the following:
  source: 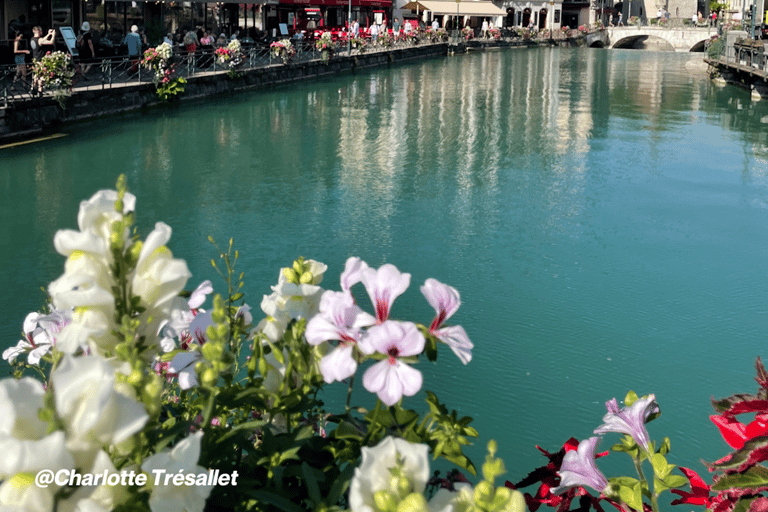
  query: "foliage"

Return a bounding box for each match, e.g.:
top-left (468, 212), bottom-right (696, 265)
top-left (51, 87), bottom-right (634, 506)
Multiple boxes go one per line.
top-left (675, 357), bottom-right (768, 512)
top-left (707, 35), bottom-right (724, 59)
top-left (0, 175), bottom-right (513, 512)
top-left (31, 51), bottom-right (75, 108)
top-left (156, 76), bottom-right (187, 101)
top-left (142, 43), bottom-right (185, 101)
top-left (316, 32), bottom-right (334, 63)
top-left (269, 39), bottom-right (296, 63)
top-left (508, 391), bottom-right (686, 512)
top-left (216, 39), bottom-right (244, 72)
top-left (710, 1), bottom-right (728, 15)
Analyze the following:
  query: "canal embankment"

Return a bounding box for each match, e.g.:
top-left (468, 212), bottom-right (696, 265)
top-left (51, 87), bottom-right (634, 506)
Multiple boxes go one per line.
top-left (0, 37), bottom-right (565, 144)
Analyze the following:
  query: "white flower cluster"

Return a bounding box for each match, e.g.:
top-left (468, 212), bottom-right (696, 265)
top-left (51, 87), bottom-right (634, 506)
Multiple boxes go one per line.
top-left (349, 436), bottom-right (526, 512)
top-left (0, 188), bottom-right (212, 512)
top-left (157, 41), bottom-right (173, 60)
top-left (48, 190), bottom-right (191, 358)
top-left (227, 38), bottom-right (241, 53)
top-left (255, 258), bottom-right (327, 343)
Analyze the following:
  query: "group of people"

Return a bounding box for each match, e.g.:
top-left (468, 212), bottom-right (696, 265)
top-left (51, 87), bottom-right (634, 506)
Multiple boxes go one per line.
top-left (12, 25), bottom-right (55, 83)
top-left (349, 18), bottom-right (416, 41)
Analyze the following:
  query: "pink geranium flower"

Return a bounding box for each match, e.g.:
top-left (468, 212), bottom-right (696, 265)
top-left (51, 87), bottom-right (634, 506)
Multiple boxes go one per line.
top-left (360, 264), bottom-right (410, 324)
top-left (305, 291), bottom-right (375, 383)
top-left (421, 278), bottom-right (473, 364)
top-left (360, 321), bottom-right (424, 406)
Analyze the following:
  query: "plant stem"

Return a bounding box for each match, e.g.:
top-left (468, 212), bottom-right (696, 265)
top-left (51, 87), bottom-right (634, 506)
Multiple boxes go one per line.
top-left (345, 373), bottom-right (355, 412)
top-left (633, 456), bottom-right (660, 512)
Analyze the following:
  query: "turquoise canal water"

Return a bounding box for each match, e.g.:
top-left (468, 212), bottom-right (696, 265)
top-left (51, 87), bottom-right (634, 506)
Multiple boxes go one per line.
top-left (3, 46), bottom-right (768, 487)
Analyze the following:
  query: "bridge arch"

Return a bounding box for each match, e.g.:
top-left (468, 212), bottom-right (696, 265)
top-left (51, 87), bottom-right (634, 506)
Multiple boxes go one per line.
top-left (612, 34), bottom-right (675, 50)
top-left (605, 26), bottom-right (714, 52)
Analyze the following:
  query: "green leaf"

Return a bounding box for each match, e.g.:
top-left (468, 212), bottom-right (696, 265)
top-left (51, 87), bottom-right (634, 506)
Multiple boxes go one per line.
top-left (733, 497), bottom-right (759, 512)
top-left (326, 463), bottom-right (356, 506)
top-left (246, 490), bottom-right (307, 512)
top-left (654, 476), bottom-right (670, 494)
top-left (618, 481), bottom-right (643, 511)
top-left (301, 462), bottom-right (323, 505)
top-left (610, 477), bottom-right (640, 487)
top-left (712, 465), bottom-right (768, 491)
top-left (651, 453), bottom-right (672, 479)
top-left (662, 474), bottom-right (688, 489)
top-left (659, 437), bottom-right (671, 455)
top-left (624, 390), bottom-right (639, 407)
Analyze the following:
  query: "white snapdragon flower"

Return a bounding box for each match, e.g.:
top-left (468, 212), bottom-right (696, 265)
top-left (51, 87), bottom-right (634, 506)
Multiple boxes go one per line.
top-left (141, 432), bottom-right (213, 512)
top-left (53, 190), bottom-right (136, 259)
top-left (0, 377), bottom-right (73, 490)
top-left (254, 259), bottom-right (326, 344)
top-left (58, 451), bottom-right (129, 512)
top-left (348, 436), bottom-right (430, 512)
top-left (0, 473), bottom-right (56, 512)
top-left (51, 355), bottom-right (148, 466)
top-left (131, 222), bottom-right (192, 348)
top-left (49, 190), bottom-right (192, 358)
top-left (0, 430), bottom-right (74, 512)
top-left (0, 377), bottom-right (47, 441)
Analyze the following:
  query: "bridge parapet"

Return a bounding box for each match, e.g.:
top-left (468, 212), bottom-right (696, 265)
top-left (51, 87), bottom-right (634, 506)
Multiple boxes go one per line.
top-left (602, 26), bottom-right (716, 51)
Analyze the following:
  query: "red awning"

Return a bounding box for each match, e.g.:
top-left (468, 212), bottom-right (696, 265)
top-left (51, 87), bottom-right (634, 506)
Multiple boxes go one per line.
top-left (279, 0), bottom-right (390, 6)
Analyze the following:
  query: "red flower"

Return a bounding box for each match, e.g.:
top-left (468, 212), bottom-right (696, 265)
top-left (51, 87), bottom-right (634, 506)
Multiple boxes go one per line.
top-left (710, 413), bottom-right (768, 450)
top-left (670, 467), bottom-right (712, 507)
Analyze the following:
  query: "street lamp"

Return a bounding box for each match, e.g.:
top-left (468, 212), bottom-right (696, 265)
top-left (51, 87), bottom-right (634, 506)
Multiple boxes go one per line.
top-left (456, 0), bottom-right (460, 39)
top-left (348, 0), bottom-right (352, 54)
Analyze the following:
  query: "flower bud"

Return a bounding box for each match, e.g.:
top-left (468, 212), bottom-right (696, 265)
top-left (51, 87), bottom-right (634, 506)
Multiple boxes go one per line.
top-left (299, 271), bottom-right (313, 284)
top-left (474, 481), bottom-right (495, 509)
top-left (128, 369), bottom-right (143, 387)
top-left (202, 342), bottom-right (222, 362)
top-left (283, 267), bottom-right (299, 284)
top-left (292, 259), bottom-right (304, 274)
top-left (128, 240), bottom-right (143, 265)
top-left (143, 375), bottom-right (162, 401)
top-left (494, 488), bottom-right (526, 512)
top-left (201, 367), bottom-right (217, 387)
top-left (373, 490), bottom-right (397, 512)
top-left (396, 493), bottom-right (428, 512)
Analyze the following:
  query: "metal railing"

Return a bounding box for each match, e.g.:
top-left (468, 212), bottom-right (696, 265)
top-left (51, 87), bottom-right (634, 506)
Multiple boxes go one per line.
top-left (0, 38), bottom-right (454, 106)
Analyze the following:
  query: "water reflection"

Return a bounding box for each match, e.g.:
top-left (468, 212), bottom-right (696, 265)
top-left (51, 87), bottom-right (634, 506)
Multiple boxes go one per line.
top-left (5, 47), bottom-right (768, 478)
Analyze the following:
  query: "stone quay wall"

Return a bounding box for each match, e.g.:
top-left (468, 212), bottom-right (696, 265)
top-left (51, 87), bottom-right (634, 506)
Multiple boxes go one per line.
top-left (1, 43), bottom-right (455, 143)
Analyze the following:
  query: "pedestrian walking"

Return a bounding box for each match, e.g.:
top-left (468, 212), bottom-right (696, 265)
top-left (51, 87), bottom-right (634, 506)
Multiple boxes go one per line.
top-left (618, 12), bottom-right (624, 25)
top-left (123, 25), bottom-right (142, 72)
top-left (13, 32), bottom-right (29, 83)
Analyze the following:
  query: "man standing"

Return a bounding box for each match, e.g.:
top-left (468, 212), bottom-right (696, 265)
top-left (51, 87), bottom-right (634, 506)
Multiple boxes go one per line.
top-left (30, 26), bottom-right (55, 62)
top-left (123, 25), bottom-right (142, 72)
top-left (618, 12), bottom-right (624, 25)
top-left (432, 18), bottom-right (439, 31)
top-left (352, 19), bottom-right (360, 38)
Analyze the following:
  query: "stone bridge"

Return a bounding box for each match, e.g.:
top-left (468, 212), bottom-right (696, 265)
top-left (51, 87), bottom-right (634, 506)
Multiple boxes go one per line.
top-left (587, 26), bottom-right (717, 52)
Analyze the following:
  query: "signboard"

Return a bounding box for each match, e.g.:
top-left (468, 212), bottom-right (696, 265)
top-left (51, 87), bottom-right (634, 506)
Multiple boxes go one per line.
top-left (279, 23), bottom-right (289, 35)
top-left (59, 26), bottom-right (79, 57)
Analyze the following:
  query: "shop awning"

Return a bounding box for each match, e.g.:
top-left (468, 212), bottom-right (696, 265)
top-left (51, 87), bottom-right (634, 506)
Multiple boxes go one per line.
top-left (401, 1), bottom-right (432, 10)
top-left (412, 0), bottom-right (506, 16)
